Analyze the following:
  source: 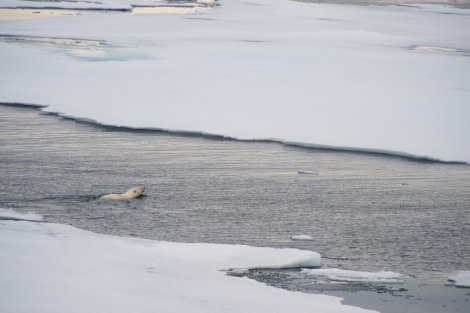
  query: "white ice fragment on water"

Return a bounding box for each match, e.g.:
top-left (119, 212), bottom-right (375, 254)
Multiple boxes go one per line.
top-left (225, 248), bottom-right (321, 270)
top-left (291, 235), bottom-right (314, 241)
top-left (449, 271), bottom-right (470, 288)
top-left (301, 268), bottom-right (403, 283)
top-left (0, 208), bottom-right (43, 221)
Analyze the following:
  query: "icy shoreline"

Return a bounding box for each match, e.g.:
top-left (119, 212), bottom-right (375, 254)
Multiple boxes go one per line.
top-left (0, 213), bottom-right (381, 313)
top-left (1, 102), bottom-right (467, 165)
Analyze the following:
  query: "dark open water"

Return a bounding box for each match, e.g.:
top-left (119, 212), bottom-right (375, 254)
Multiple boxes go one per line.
top-left (1, 104), bottom-right (469, 312)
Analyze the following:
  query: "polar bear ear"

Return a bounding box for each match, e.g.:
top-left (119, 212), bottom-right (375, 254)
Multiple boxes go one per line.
top-left (133, 190), bottom-right (137, 193)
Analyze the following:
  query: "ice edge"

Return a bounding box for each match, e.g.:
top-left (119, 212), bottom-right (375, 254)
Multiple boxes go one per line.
top-left (2, 102), bottom-right (467, 165)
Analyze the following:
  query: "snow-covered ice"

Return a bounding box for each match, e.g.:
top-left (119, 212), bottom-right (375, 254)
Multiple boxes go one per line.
top-left (0, 216), bottom-right (380, 313)
top-left (0, 208), bottom-right (43, 221)
top-left (301, 268), bottom-right (404, 284)
top-left (0, 1), bottom-right (469, 310)
top-left (1, 0), bottom-right (469, 163)
top-left (449, 271), bottom-right (470, 288)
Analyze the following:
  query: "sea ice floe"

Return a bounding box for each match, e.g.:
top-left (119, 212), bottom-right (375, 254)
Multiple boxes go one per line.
top-left (1, 0), bottom-right (469, 163)
top-left (301, 268), bottom-right (404, 284)
top-left (0, 218), bottom-right (377, 313)
top-left (449, 271), bottom-right (470, 288)
top-left (0, 208), bottom-right (43, 221)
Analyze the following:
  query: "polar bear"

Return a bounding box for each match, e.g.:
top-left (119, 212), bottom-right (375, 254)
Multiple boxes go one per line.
top-left (99, 186), bottom-right (145, 200)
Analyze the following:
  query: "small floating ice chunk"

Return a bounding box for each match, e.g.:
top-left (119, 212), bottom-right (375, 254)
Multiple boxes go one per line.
top-left (227, 248), bottom-right (321, 270)
top-left (0, 208), bottom-right (43, 221)
top-left (301, 268), bottom-right (403, 283)
top-left (291, 235), bottom-right (314, 241)
top-left (298, 171), bottom-right (318, 175)
top-left (449, 271), bottom-right (470, 288)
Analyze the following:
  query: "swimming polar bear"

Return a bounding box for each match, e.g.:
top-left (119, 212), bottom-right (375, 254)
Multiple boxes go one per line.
top-left (99, 186), bottom-right (145, 200)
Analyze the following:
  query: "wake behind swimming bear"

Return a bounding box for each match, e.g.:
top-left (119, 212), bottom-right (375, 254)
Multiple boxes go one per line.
top-left (99, 186), bottom-right (145, 200)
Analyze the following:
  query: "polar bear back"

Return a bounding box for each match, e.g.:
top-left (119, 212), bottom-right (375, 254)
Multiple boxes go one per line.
top-left (100, 186), bottom-right (145, 200)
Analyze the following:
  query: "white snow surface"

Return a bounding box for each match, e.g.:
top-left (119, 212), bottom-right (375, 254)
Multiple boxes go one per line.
top-left (449, 271), bottom-right (470, 288)
top-left (1, 0), bottom-right (469, 163)
top-left (0, 219), bottom-right (380, 313)
top-left (0, 208), bottom-right (43, 221)
top-left (301, 268), bottom-right (404, 283)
